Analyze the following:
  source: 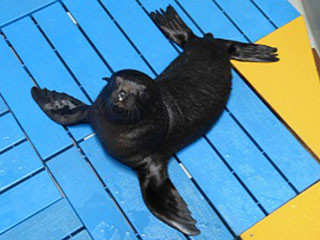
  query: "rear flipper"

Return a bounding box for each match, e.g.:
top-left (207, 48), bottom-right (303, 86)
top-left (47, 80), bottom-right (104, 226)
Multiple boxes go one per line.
top-left (150, 5), bottom-right (195, 49)
top-left (31, 87), bottom-right (90, 126)
top-left (217, 39), bottom-right (279, 62)
top-left (138, 157), bottom-right (200, 236)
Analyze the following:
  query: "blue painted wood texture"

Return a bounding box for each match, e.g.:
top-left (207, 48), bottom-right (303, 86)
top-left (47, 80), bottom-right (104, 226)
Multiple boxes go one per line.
top-left (251, 0), bottom-right (300, 27)
top-left (71, 230), bottom-right (92, 240)
top-left (63, 0), bottom-right (152, 76)
top-left (0, 171), bottom-right (61, 234)
top-left (0, 0), bottom-right (56, 27)
top-left (47, 146), bottom-right (138, 240)
top-left (0, 0), bottom-right (319, 239)
top-left (0, 142), bottom-right (42, 191)
top-left (33, 3), bottom-right (109, 100)
top-left (0, 98), bottom-right (7, 115)
top-left (0, 113), bottom-right (24, 152)
top-left (0, 198), bottom-right (83, 240)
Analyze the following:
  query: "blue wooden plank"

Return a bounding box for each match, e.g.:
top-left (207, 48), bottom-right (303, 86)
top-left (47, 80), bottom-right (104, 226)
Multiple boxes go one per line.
top-left (0, 142), bottom-right (42, 191)
top-left (0, 198), bottom-right (83, 240)
top-left (252, 0), bottom-right (300, 28)
top-left (214, 0), bottom-right (274, 41)
top-left (0, 171), bottom-right (62, 234)
top-left (81, 136), bottom-right (233, 240)
top-left (0, 36), bottom-right (72, 159)
top-left (0, 113), bottom-right (24, 152)
top-left (47, 146), bottom-right (138, 240)
top-left (174, 0), bottom-right (246, 41)
top-left (63, 0), bottom-right (152, 75)
top-left (101, 0), bottom-right (177, 73)
top-left (177, 138), bottom-right (265, 234)
top-left (0, 98), bottom-right (7, 115)
top-left (33, 3), bottom-right (109, 100)
top-left (228, 73), bottom-right (320, 191)
top-left (71, 230), bottom-right (92, 240)
top-left (3, 17), bottom-right (92, 142)
top-left (0, 0), bottom-right (56, 27)
top-left (80, 137), bottom-right (185, 240)
top-left (207, 111), bottom-right (296, 213)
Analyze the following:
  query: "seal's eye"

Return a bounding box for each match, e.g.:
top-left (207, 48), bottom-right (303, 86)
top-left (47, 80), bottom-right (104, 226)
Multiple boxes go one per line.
top-left (118, 90), bottom-right (127, 101)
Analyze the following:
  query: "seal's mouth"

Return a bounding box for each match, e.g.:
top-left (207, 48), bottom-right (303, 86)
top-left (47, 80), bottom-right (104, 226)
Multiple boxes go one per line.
top-left (110, 101), bottom-right (125, 112)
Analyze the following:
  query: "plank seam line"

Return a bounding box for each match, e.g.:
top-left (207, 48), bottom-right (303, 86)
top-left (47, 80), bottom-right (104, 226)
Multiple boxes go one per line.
top-left (96, 0), bottom-right (158, 77)
top-left (0, 137), bottom-right (27, 155)
top-left (44, 143), bottom-right (75, 162)
top-left (43, 133), bottom-right (94, 163)
top-left (0, 0), bottom-right (59, 29)
top-left (249, 0), bottom-right (278, 28)
top-left (61, 225), bottom-right (87, 240)
top-left (61, 134), bottom-right (144, 240)
top-left (0, 32), bottom-right (24, 66)
top-left (203, 135), bottom-right (269, 216)
top-left (0, 31), bottom-right (38, 87)
top-left (0, 109), bottom-right (10, 118)
top-left (0, 197), bottom-right (62, 236)
top-left (58, 0), bottom-right (115, 75)
top-left (0, 166), bottom-right (45, 196)
top-left (210, 0), bottom-right (251, 42)
top-left (30, 16), bottom-right (94, 104)
top-left (225, 109), bottom-right (299, 194)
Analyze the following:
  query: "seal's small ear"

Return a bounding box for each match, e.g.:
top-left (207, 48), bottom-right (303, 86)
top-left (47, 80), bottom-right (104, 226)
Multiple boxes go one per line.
top-left (102, 77), bottom-right (110, 83)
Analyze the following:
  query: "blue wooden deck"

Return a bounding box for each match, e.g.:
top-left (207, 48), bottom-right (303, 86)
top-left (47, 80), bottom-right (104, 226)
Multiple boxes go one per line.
top-left (0, 1), bottom-right (319, 239)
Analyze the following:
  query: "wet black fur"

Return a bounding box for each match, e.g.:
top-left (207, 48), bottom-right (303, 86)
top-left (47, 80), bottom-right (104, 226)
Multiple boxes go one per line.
top-left (31, 5), bottom-right (278, 236)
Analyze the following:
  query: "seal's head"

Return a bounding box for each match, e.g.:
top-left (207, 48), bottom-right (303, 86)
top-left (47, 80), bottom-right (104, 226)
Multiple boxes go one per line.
top-left (102, 70), bottom-right (162, 122)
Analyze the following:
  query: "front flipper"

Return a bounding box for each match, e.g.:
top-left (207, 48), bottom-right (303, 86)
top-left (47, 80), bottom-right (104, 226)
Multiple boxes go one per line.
top-left (217, 39), bottom-right (279, 62)
top-left (31, 87), bottom-right (90, 126)
top-left (137, 158), bottom-right (200, 236)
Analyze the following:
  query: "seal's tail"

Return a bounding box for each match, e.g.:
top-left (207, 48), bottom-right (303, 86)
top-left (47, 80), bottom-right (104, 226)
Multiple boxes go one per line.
top-left (150, 5), bottom-right (195, 49)
top-left (217, 39), bottom-right (279, 62)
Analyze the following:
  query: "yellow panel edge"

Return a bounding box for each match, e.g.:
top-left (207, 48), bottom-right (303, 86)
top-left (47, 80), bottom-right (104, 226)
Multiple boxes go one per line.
top-left (232, 16), bottom-right (320, 159)
top-left (241, 181), bottom-right (320, 240)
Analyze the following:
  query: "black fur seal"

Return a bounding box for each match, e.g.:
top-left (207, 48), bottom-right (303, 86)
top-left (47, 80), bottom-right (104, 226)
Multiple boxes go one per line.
top-left (31, 6), bottom-right (278, 236)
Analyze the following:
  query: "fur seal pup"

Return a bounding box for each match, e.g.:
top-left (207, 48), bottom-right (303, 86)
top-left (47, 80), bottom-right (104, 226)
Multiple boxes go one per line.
top-left (31, 6), bottom-right (278, 236)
